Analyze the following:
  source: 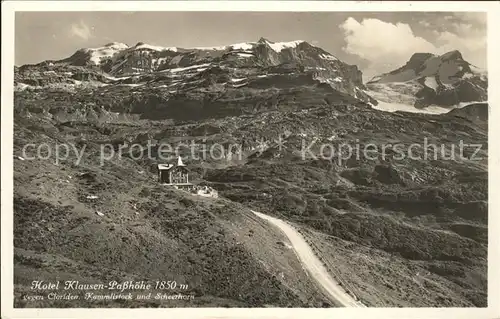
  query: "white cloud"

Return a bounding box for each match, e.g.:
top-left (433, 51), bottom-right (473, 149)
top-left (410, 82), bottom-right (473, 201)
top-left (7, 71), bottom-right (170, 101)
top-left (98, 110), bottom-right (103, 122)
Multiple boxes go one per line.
top-left (452, 12), bottom-right (486, 26)
top-left (69, 20), bottom-right (93, 40)
top-left (435, 29), bottom-right (486, 56)
top-left (419, 20), bottom-right (431, 27)
top-left (340, 17), bottom-right (487, 80)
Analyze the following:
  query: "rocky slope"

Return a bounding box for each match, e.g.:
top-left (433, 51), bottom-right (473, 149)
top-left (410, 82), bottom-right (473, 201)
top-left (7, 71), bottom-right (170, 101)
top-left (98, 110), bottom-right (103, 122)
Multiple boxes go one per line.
top-left (13, 39), bottom-right (488, 307)
top-left (366, 50), bottom-right (487, 112)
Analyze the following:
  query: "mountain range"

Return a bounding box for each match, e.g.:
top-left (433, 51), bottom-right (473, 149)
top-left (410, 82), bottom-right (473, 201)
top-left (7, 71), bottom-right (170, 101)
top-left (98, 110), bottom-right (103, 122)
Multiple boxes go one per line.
top-left (15, 38), bottom-right (487, 115)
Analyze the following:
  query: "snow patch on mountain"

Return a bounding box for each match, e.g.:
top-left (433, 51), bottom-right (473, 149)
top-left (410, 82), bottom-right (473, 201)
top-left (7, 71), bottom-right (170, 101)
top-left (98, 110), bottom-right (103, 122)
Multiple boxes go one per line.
top-left (134, 43), bottom-right (178, 52)
top-left (232, 82), bottom-right (248, 88)
top-left (424, 76), bottom-right (438, 90)
top-left (81, 42), bottom-right (176, 65)
top-left (119, 83), bottom-right (143, 87)
top-left (181, 39), bottom-right (306, 53)
top-left (176, 41), bottom-right (256, 51)
top-left (266, 40), bottom-right (304, 52)
top-left (85, 43), bottom-right (129, 64)
top-left (370, 100), bottom-right (486, 115)
top-left (231, 78), bottom-right (247, 83)
top-left (470, 65), bottom-right (488, 81)
top-left (15, 83), bottom-right (32, 91)
top-left (369, 51), bottom-right (482, 86)
top-left (194, 45), bottom-right (228, 51)
top-left (365, 83), bottom-right (420, 106)
top-left (367, 50), bottom-right (487, 111)
top-left (319, 53), bottom-right (338, 61)
top-left (168, 63), bottom-right (211, 73)
top-left (231, 42), bottom-right (255, 50)
top-left (370, 69), bottom-right (416, 83)
top-left (370, 101), bottom-right (451, 114)
top-left (237, 53), bottom-right (254, 58)
top-left (470, 65), bottom-right (486, 74)
top-left (152, 57), bottom-right (169, 66)
top-left (104, 42), bottom-right (129, 50)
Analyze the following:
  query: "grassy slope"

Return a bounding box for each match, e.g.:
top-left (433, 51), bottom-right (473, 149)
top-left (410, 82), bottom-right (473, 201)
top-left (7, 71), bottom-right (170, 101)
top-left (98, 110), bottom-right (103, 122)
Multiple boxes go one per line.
top-left (13, 119), bottom-right (330, 307)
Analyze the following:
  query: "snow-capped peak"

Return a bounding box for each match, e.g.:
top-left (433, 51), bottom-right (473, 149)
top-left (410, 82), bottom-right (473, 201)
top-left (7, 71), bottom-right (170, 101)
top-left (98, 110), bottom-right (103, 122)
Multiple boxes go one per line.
top-left (265, 40), bottom-right (305, 52)
top-left (368, 50), bottom-right (482, 85)
top-left (230, 42), bottom-right (255, 51)
top-left (84, 43), bottom-right (129, 64)
top-left (470, 64), bottom-right (487, 76)
top-left (103, 42), bottom-right (129, 50)
top-left (366, 49), bottom-right (487, 112)
top-left (192, 41), bottom-right (257, 51)
top-left (192, 39), bottom-right (306, 52)
top-left (193, 45), bottom-right (228, 51)
top-left (82, 41), bottom-right (179, 65)
top-left (133, 42), bottom-right (178, 52)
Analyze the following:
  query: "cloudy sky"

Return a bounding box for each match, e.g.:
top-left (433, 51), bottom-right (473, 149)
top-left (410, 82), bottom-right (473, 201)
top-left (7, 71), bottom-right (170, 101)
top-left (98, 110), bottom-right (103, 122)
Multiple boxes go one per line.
top-left (15, 11), bottom-right (487, 81)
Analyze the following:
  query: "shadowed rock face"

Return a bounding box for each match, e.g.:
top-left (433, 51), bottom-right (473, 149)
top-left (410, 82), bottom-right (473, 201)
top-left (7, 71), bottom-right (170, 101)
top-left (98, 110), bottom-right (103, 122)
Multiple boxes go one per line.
top-left (367, 50), bottom-right (487, 110)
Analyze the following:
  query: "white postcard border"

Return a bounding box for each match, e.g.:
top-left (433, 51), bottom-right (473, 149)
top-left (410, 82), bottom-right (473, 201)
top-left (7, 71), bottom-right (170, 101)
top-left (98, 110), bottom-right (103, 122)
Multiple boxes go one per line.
top-left (2, 2), bottom-right (499, 318)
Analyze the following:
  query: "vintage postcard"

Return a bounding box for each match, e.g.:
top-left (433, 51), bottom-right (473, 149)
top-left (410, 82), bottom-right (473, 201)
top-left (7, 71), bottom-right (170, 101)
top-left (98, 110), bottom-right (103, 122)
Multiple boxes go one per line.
top-left (1, 1), bottom-right (499, 319)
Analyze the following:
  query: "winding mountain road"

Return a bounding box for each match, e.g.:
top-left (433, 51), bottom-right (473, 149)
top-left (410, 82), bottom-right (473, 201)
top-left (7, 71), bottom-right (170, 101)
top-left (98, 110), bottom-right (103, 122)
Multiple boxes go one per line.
top-left (251, 210), bottom-right (366, 308)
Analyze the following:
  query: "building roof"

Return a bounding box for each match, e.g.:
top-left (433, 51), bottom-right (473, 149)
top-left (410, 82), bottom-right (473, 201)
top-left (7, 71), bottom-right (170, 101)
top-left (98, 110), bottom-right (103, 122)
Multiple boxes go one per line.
top-left (158, 157), bottom-right (187, 170)
top-left (177, 156), bottom-right (186, 167)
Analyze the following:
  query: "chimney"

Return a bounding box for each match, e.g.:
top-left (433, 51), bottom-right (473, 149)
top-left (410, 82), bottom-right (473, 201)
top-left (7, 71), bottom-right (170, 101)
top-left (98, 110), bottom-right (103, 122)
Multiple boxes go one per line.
top-left (177, 156), bottom-right (186, 167)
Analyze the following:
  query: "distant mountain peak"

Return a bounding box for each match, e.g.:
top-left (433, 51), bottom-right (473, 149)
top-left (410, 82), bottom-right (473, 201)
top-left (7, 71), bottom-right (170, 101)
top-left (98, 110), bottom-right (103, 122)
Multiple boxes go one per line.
top-left (405, 50), bottom-right (465, 64)
top-left (408, 52), bottom-right (435, 64)
top-left (368, 49), bottom-right (478, 84)
top-left (104, 42), bottom-right (129, 48)
top-left (366, 49), bottom-right (487, 112)
top-left (16, 36), bottom-right (374, 105)
top-left (440, 50), bottom-right (464, 61)
top-left (266, 40), bottom-right (305, 52)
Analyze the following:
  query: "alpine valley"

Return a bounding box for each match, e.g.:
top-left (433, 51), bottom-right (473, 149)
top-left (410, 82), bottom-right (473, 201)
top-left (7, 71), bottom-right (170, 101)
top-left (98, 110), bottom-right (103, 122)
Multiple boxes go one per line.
top-left (13, 38), bottom-right (488, 307)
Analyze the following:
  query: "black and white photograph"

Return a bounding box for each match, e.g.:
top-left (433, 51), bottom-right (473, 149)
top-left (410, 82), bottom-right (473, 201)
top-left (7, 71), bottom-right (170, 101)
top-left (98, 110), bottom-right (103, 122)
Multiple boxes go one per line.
top-left (1, 1), bottom-right (499, 318)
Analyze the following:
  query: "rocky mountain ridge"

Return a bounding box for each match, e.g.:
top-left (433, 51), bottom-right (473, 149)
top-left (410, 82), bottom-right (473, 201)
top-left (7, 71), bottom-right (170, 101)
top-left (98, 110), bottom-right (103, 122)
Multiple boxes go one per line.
top-left (366, 50), bottom-right (487, 111)
top-left (15, 38), bottom-right (376, 109)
